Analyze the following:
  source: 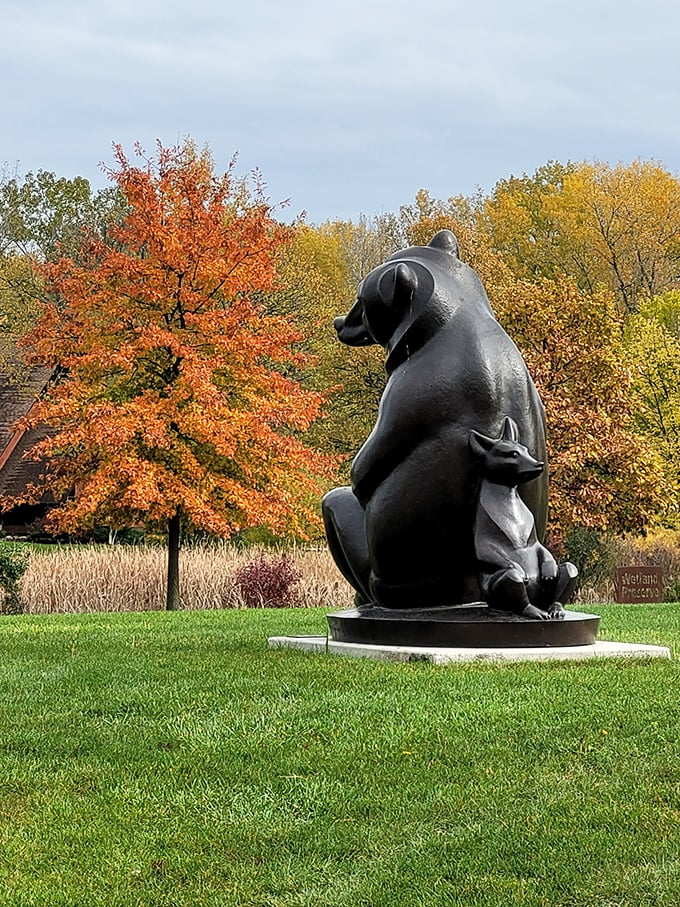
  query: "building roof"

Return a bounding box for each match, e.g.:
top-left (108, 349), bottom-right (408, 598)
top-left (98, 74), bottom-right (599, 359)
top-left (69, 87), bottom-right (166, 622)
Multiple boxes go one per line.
top-left (0, 361), bottom-right (53, 503)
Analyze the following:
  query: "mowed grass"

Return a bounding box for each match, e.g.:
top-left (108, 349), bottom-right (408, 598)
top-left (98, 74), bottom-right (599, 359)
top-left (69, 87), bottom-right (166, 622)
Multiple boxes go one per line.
top-left (0, 604), bottom-right (678, 906)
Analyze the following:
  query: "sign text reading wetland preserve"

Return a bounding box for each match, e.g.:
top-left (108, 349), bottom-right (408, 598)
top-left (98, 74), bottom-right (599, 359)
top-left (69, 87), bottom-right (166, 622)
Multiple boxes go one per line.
top-left (614, 566), bottom-right (664, 603)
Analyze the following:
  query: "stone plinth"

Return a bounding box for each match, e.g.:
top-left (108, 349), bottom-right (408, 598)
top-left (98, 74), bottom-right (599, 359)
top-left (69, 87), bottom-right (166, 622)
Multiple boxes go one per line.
top-left (268, 636), bottom-right (671, 664)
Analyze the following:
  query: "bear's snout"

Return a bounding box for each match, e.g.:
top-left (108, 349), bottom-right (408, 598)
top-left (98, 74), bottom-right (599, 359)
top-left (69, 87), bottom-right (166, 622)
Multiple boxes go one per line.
top-left (333, 305), bottom-right (375, 347)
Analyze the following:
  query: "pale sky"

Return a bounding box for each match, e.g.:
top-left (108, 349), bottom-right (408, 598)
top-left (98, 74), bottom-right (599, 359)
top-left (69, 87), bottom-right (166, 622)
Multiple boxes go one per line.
top-left (3, 0), bottom-right (680, 223)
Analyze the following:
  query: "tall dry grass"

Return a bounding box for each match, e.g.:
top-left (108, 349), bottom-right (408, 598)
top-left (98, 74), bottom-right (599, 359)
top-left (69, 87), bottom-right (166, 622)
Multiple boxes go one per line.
top-left (19, 544), bottom-right (354, 614)
top-left (18, 536), bottom-right (660, 613)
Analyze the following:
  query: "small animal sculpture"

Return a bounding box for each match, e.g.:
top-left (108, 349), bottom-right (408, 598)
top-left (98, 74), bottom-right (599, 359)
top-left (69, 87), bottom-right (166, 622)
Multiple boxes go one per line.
top-left (322, 230), bottom-right (547, 609)
top-left (469, 416), bottom-right (578, 620)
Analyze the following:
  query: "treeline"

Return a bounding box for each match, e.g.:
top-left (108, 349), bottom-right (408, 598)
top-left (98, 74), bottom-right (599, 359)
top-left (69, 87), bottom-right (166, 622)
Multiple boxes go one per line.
top-left (1, 151), bottom-right (679, 556)
top-left (269, 161), bottom-right (680, 550)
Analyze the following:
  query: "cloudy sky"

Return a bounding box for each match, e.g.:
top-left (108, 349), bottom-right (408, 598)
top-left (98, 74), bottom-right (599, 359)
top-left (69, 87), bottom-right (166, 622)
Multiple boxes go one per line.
top-left (2, 0), bottom-right (680, 223)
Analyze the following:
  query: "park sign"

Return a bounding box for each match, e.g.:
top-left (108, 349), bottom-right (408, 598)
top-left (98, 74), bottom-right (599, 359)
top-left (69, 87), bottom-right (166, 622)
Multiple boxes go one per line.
top-left (614, 566), bottom-right (664, 603)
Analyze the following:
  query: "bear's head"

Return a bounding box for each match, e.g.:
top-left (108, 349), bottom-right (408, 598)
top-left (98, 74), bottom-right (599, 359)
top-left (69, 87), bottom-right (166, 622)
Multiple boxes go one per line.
top-left (334, 230), bottom-right (469, 359)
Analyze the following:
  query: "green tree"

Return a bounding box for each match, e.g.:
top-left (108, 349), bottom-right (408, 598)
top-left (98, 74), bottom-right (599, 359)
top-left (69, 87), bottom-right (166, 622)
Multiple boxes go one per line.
top-left (0, 170), bottom-right (125, 378)
top-left (0, 545), bottom-right (28, 615)
top-left (0, 169), bottom-right (124, 261)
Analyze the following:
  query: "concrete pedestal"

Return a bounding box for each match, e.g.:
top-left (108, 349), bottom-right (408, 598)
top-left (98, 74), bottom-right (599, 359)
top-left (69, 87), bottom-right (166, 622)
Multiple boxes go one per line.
top-left (268, 635), bottom-right (671, 664)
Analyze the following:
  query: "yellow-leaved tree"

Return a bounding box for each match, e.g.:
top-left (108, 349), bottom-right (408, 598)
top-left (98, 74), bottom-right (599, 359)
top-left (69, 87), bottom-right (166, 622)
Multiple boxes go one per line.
top-left (269, 222), bottom-right (388, 467)
top-left (484, 159), bottom-right (680, 313)
top-left (495, 276), bottom-right (664, 541)
top-left (625, 291), bottom-right (680, 526)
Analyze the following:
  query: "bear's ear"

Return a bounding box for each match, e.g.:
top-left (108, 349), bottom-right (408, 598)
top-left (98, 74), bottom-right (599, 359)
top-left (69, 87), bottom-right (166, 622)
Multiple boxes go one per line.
top-left (469, 429), bottom-right (495, 459)
top-left (500, 416), bottom-right (519, 443)
top-left (378, 263), bottom-right (417, 309)
top-left (428, 230), bottom-right (459, 258)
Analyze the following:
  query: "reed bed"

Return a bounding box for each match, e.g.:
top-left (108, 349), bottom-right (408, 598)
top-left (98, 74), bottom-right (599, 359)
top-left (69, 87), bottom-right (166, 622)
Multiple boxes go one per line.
top-left (18, 543), bottom-right (354, 614)
top-left (12, 541), bottom-right (624, 615)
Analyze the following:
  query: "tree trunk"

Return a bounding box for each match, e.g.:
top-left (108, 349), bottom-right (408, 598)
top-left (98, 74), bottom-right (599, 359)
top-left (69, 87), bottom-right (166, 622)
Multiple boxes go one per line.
top-left (166, 507), bottom-right (181, 611)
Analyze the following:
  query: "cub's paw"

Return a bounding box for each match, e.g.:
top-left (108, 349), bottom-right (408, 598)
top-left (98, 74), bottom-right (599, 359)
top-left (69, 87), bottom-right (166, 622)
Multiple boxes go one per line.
top-left (540, 561), bottom-right (559, 583)
top-left (521, 603), bottom-right (550, 621)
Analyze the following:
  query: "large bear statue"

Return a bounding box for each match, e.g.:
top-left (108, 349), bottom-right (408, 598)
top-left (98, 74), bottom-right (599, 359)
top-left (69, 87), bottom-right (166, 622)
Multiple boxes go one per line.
top-left (322, 230), bottom-right (548, 609)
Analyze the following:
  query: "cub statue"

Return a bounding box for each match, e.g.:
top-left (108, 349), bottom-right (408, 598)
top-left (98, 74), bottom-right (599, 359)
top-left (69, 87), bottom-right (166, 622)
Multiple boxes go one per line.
top-left (322, 230), bottom-right (548, 610)
top-left (469, 417), bottom-right (578, 619)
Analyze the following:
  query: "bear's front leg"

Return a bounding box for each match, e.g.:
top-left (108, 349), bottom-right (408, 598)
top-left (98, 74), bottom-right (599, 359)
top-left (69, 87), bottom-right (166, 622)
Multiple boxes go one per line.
top-left (322, 486), bottom-right (372, 605)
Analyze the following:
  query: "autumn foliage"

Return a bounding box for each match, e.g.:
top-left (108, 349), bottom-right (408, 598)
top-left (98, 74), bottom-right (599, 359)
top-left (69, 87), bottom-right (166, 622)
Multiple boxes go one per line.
top-left (4, 150), bottom-right (680, 583)
top-left (493, 276), bottom-right (664, 540)
top-left (13, 142), bottom-right (335, 553)
top-left (624, 291), bottom-right (680, 525)
top-left (483, 159), bottom-right (680, 313)
top-left (324, 187), bottom-right (667, 542)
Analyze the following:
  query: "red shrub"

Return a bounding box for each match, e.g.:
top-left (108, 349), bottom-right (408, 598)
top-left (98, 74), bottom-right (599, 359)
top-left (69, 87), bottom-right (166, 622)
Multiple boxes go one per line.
top-left (233, 554), bottom-right (302, 608)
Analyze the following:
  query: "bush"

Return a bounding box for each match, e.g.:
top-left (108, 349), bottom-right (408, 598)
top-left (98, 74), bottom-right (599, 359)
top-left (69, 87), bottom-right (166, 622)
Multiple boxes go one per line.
top-left (0, 544), bottom-right (29, 614)
top-left (616, 529), bottom-right (680, 602)
top-left (567, 528), bottom-right (680, 603)
top-left (233, 554), bottom-right (302, 608)
top-left (564, 526), bottom-right (621, 592)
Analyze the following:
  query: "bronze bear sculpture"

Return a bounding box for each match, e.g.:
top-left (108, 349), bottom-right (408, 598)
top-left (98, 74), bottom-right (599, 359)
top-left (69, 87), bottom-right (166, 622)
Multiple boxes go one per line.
top-left (322, 230), bottom-right (548, 610)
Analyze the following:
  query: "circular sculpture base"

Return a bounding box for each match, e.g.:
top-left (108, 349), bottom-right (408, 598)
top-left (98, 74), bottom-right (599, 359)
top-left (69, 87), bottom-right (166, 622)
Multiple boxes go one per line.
top-left (327, 605), bottom-right (600, 648)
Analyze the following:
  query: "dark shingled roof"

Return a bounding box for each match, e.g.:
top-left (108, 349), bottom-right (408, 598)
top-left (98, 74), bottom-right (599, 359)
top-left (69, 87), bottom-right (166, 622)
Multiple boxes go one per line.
top-left (0, 363), bottom-right (53, 503)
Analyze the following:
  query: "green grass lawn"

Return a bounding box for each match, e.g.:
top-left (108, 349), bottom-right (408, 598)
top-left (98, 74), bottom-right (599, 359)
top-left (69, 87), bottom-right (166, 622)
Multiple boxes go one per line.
top-left (0, 604), bottom-right (678, 906)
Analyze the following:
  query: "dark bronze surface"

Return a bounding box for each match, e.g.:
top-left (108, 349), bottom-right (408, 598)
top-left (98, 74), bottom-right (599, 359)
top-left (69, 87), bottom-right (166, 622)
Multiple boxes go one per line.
top-left (322, 230), bottom-right (591, 648)
top-left (327, 607), bottom-right (600, 648)
top-left (470, 416), bottom-right (578, 620)
top-left (322, 230), bottom-right (547, 611)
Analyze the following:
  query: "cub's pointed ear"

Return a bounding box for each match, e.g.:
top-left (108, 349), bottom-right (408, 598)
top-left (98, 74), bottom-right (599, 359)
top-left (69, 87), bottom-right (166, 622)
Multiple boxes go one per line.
top-left (428, 230), bottom-right (459, 258)
top-left (469, 429), bottom-right (495, 458)
top-left (378, 263), bottom-right (417, 309)
top-left (500, 416), bottom-right (519, 442)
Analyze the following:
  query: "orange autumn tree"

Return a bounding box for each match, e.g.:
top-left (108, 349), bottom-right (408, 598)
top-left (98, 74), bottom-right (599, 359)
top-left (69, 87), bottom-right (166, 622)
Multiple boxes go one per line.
top-left (14, 141), bottom-right (335, 609)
